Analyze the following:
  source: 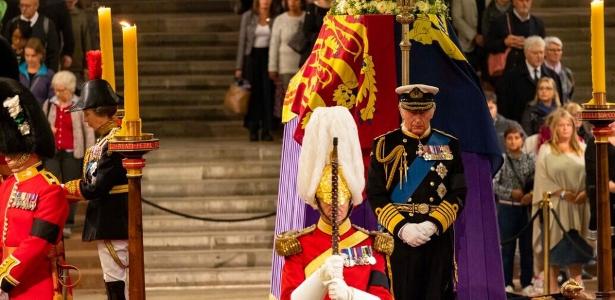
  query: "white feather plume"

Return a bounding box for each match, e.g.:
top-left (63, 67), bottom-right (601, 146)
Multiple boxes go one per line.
top-left (297, 106), bottom-right (365, 209)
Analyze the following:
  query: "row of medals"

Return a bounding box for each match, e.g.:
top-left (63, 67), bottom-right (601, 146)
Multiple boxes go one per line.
top-left (341, 245), bottom-right (377, 267)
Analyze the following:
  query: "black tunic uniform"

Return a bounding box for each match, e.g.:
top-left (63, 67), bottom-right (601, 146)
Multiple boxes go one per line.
top-left (70, 122), bottom-right (128, 241)
top-left (367, 127), bottom-right (466, 300)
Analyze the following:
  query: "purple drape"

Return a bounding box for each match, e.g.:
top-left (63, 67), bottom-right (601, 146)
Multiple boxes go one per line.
top-left (269, 118), bottom-right (306, 300)
top-left (456, 152), bottom-right (506, 299)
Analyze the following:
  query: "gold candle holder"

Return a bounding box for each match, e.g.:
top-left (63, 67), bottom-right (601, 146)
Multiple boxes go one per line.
top-left (109, 133), bottom-right (159, 300)
top-left (396, 0), bottom-right (415, 86)
top-left (580, 95), bottom-right (615, 298)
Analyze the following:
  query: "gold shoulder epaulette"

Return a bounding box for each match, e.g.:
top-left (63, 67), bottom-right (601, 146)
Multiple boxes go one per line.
top-left (374, 128), bottom-right (397, 141)
top-left (274, 225), bottom-right (315, 257)
top-left (351, 225), bottom-right (394, 256)
top-left (433, 128), bottom-right (458, 140)
top-left (40, 170), bottom-right (60, 185)
top-left (371, 231), bottom-right (394, 256)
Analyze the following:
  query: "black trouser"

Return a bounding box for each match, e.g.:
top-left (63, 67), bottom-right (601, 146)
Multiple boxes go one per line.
top-left (44, 150), bottom-right (82, 225)
top-left (390, 230), bottom-right (455, 300)
top-left (243, 47), bottom-right (274, 133)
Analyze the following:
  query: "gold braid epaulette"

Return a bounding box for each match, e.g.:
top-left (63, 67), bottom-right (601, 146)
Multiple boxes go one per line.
top-left (375, 136), bottom-right (407, 190)
top-left (352, 225), bottom-right (394, 256)
top-left (274, 225), bottom-right (316, 257)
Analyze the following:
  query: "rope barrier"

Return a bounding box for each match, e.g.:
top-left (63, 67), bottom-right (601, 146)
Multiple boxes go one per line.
top-left (141, 197), bottom-right (276, 222)
top-left (499, 203), bottom-right (594, 259)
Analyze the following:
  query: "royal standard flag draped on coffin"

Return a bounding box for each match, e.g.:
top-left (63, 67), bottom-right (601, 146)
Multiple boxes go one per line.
top-left (282, 15), bottom-right (400, 153)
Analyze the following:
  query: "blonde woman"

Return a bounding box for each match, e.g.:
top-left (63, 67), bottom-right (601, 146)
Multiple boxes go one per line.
top-left (532, 109), bottom-right (590, 291)
top-left (521, 77), bottom-right (560, 136)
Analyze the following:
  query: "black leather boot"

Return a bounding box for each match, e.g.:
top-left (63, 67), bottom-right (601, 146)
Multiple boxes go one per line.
top-left (105, 281), bottom-right (126, 300)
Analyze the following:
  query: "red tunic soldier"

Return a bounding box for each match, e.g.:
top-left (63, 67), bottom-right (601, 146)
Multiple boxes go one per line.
top-left (276, 107), bottom-right (393, 300)
top-left (0, 78), bottom-right (69, 299)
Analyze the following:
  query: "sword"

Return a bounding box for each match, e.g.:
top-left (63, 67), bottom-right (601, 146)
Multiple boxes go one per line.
top-left (331, 137), bottom-right (339, 255)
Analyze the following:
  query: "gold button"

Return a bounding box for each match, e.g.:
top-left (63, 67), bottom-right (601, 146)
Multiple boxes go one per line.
top-left (429, 197), bottom-right (434, 202)
top-left (430, 182), bottom-right (434, 186)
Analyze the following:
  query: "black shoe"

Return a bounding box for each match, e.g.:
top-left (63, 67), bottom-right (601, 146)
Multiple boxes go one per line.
top-left (249, 130), bottom-right (259, 141)
top-left (261, 131), bottom-right (273, 141)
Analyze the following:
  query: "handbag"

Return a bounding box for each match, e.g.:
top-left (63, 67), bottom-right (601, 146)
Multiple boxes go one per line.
top-left (487, 15), bottom-right (512, 77)
top-left (224, 79), bottom-right (251, 116)
top-left (287, 22), bottom-right (307, 54)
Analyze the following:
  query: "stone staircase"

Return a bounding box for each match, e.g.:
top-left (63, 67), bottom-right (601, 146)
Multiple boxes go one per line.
top-left (533, 0), bottom-right (615, 100)
top-left (65, 0), bottom-right (281, 298)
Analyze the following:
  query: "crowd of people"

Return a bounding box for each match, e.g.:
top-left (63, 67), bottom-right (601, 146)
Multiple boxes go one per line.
top-left (1, 0), bottom-right (99, 237)
top-left (462, 0), bottom-right (597, 296)
top-left (0, 1), bottom-right (129, 299)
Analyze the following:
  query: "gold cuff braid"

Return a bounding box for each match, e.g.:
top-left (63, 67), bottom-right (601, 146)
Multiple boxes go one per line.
top-left (64, 179), bottom-right (82, 200)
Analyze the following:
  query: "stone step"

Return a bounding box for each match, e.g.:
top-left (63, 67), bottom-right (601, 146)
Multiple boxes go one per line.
top-left (144, 161), bottom-right (280, 180)
top-left (137, 61), bottom-right (235, 76)
top-left (114, 46), bottom-right (237, 61)
top-left (74, 285), bottom-right (270, 300)
top-left (141, 104), bottom-right (234, 122)
top-left (535, 8), bottom-right (615, 27)
top-left (144, 231), bottom-right (274, 250)
top-left (144, 138), bottom-right (281, 162)
top-left (141, 195), bottom-right (277, 215)
top-left (72, 213), bottom-right (275, 234)
top-left (112, 14), bottom-right (240, 33)
top-left (112, 32), bottom-right (239, 47)
top-left (117, 74), bottom-right (231, 90)
top-left (142, 178), bottom-right (279, 197)
top-left (64, 230), bottom-right (273, 251)
top-left (145, 267), bottom-right (271, 287)
top-left (100, 0), bottom-right (236, 14)
top-left (69, 248), bottom-right (272, 269)
top-left (548, 28), bottom-right (615, 42)
top-left (535, 0), bottom-right (615, 8)
top-left (140, 89), bottom-right (227, 106)
top-left (142, 120), bottom-right (251, 138)
top-left (111, 32), bottom-right (238, 48)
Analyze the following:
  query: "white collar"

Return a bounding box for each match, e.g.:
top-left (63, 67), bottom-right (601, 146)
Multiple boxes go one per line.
top-left (545, 61), bottom-right (562, 73)
top-left (513, 9), bottom-right (530, 22)
top-left (20, 12), bottom-right (39, 26)
top-left (526, 61), bottom-right (541, 78)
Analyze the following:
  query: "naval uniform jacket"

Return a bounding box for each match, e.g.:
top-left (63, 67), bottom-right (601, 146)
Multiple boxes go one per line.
top-left (65, 122), bottom-right (128, 241)
top-left (0, 162), bottom-right (68, 299)
top-left (278, 218), bottom-right (393, 300)
top-left (367, 127), bottom-right (466, 300)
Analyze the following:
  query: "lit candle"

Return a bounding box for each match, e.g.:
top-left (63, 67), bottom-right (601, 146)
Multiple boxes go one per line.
top-left (121, 22), bottom-right (140, 123)
top-left (98, 7), bottom-right (115, 90)
top-left (591, 0), bottom-right (606, 94)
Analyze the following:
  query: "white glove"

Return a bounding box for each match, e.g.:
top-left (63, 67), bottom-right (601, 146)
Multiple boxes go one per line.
top-left (416, 221), bottom-right (437, 238)
top-left (321, 254), bottom-right (345, 281)
top-left (399, 223), bottom-right (430, 247)
top-left (326, 277), bottom-right (352, 300)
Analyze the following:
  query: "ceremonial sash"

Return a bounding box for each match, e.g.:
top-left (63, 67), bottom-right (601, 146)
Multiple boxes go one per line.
top-left (304, 231), bottom-right (369, 277)
top-left (391, 132), bottom-right (450, 203)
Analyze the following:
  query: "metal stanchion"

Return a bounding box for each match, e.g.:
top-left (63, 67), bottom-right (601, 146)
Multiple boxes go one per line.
top-left (542, 192), bottom-right (553, 297)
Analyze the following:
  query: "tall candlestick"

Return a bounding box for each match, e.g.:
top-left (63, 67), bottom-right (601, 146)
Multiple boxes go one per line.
top-left (591, 0), bottom-right (606, 94)
top-left (98, 7), bottom-right (115, 91)
top-left (121, 22), bottom-right (140, 126)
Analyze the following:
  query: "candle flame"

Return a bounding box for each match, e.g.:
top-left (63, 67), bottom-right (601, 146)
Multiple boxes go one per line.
top-left (120, 21), bottom-right (132, 28)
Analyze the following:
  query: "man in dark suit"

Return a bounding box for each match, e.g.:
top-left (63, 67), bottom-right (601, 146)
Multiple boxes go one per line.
top-left (486, 0), bottom-right (545, 78)
top-left (2, 0), bottom-right (60, 71)
top-left (496, 35), bottom-right (562, 123)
